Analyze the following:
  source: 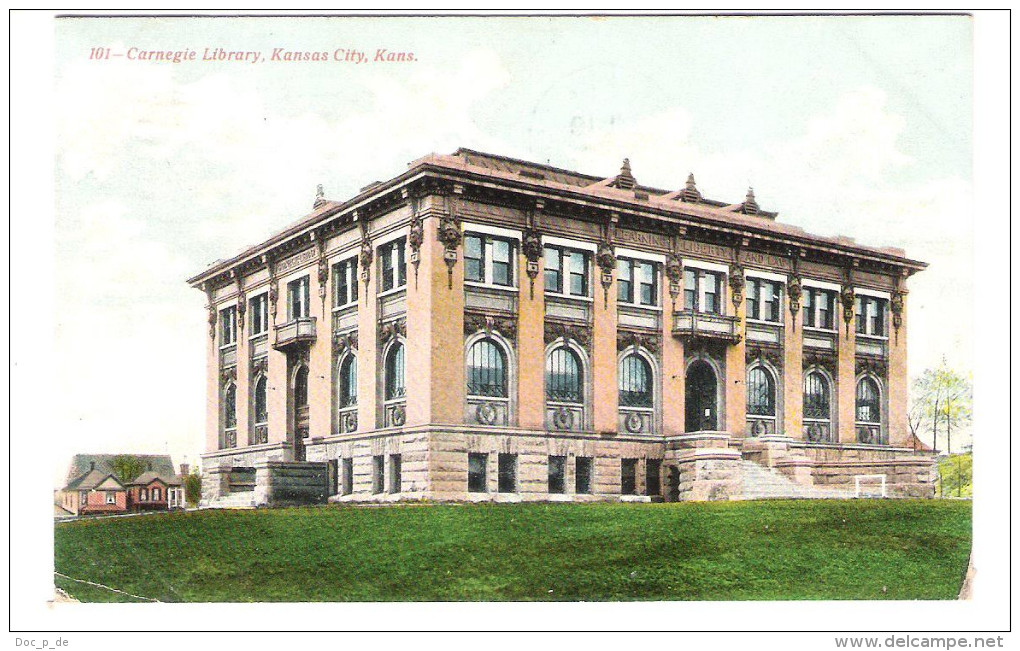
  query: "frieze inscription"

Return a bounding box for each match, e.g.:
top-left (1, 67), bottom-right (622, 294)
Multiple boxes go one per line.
top-left (276, 248), bottom-right (317, 275)
top-left (677, 239), bottom-right (731, 260)
top-left (741, 250), bottom-right (792, 272)
top-left (617, 228), bottom-right (669, 250)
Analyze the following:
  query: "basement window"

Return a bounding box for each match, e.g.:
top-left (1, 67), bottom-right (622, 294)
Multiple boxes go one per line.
top-left (389, 454), bottom-right (402, 494)
top-left (372, 455), bottom-right (385, 494)
top-left (621, 459), bottom-right (638, 495)
top-left (548, 455), bottom-right (566, 494)
top-left (498, 453), bottom-right (517, 493)
top-left (468, 453), bottom-right (488, 493)
top-left (645, 459), bottom-right (662, 497)
top-left (575, 457), bottom-right (593, 495)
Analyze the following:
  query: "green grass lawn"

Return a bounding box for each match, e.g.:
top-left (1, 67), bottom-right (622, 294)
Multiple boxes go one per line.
top-left (54, 500), bottom-right (971, 602)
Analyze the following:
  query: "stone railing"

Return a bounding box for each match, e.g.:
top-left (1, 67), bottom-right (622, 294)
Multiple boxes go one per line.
top-left (672, 310), bottom-right (740, 342)
top-left (250, 334), bottom-right (268, 358)
top-left (856, 422), bottom-right (886, 445)
top-left (338, 407), bottom-right (358, 434)
top-left (250, 423), bottom-right (269, 445)
top-left (384, 400), bottom-right (406, 428)
top-left (546, 401), bottom-right (585, 432)
top-left (273, 316), bottom-right (316, 350)
top-left (223, 428), bottom-right (237, 449)
top-left (220, 345), bottom-right (237, 367)
top-left (803, 420), bottom-right (835, 443)
top-left (746, 416), bottom-right (777, 437)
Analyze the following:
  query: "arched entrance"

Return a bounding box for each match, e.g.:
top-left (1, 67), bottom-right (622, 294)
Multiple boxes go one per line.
top-left (685, 360), bottom-right (718, 432)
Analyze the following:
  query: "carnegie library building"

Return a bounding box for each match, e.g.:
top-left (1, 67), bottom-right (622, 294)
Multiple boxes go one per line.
top-left (188, 149), bottom-right (935, 507)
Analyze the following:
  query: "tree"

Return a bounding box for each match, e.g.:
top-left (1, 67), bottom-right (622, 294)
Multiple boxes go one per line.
top-left (184, 471), bottom-right (202, 506)
top-left (909, 360), bottom-right (973, 453)
top-left (110, 455), bottom-right (147, 484)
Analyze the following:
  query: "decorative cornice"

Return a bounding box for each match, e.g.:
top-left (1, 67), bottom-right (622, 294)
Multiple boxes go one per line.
top-left (617, 330), bottom-right (661, 355)
top-left (803, 350), bottom-right (837, 375)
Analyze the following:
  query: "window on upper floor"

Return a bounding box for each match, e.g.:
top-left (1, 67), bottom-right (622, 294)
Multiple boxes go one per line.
top-left (379, 238), bottom-right (407, 292)
top-left (332, 257), bottom-right (358, 308)
top-left (223, 382), bottom-right (237, 430)
top-left (746, 277), bottom-right (783, 323)
top-left (220, 306), bottom-right (237, 346)
top-left (338, 354), bottom-right (357, 409)
top-left (286, 276), bottom-right (309, 321)
top-left (544, 246), bottom-right (589, 297)
top-left (249, 293), bottom-right (269, 336)
top-left (747, 366), bottom-right (776, 417)
top-left (683, 268), bottom-right (723, 314)
top-left (619, 354), bottom-right (653, 408)
top-left (856, 377), bottom-right (881, 423)
top-left (856, 296), bottom-right (888, 337)
top-left (253, 375), bottom-right (268, 425)
top-left (464, 234), bottom-right (516, 287)
top-left (546, 346), bottom-right (583, 403)
top-left (803, 287), bottom-right (836, 330)
top-left (466, 338), bottom-right (508, 398)
top-left (385, 341), bottom-right (406, 400)
top-left (617, 258), bottom-right (658, 307)
top-left (803, 372), bottom-right (831, 421)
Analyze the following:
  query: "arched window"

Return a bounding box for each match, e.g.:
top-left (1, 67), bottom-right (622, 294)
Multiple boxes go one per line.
top-left (803, 371), bottom-right (831, 420)
top-left (223, 382), bottom-right (237, 429)
top-left (467, 338), bottom-right (508, 398)
top-left (338, 355), bottom-right (357, 408)
top-left (254, 376), bottom-right (268, 424)
top-left (294, 366), bottom-right (309, 407)
top-left (856, 377), bottom-right (881, 423)
top-left (746, 366), bottom-right (776, 416)
top-left (619, 354), bottom-right (653, 407)
top-left (546, 347), bottom-right (582, 403)
top-left (385, 342), bottom-right (406, 400)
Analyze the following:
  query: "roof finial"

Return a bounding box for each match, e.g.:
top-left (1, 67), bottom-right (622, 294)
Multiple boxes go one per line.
top-left (742, 186), bottom-right (760, 215)
top-left (614, 157), bottom-right (636, 190)
top-left (681, 173), bottom-right (701, 203)
top-left (314, 184), bottom-right (325, 208)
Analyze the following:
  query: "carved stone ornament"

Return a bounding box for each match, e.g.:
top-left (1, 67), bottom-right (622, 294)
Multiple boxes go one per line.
top-left (552, 406), bottom-right (574, 430)
top-left (665, 253), bottom-right (683, 307)
top-left (437, 213), bottom-right (462, 290)
top-left (207, 304), bottom-right (217, 341)
top-left (221, 366), bottom-right (237, 383)
top-left (787, 275), bottom-right (802, 329)
top-left (333, 331), bottom-right (359, 356)
top-left (314, 183), bottom-right (325, 208)
top-left (624, 411), bottom-right (644, 434)
top-left (343, 412), bottom-right (358, 433)
top-left (407, 193), bottom-right (424, 287)
top-left (856, 356), bottom-right (888, 378)
top-left (251, 356), bottom-right (268, 376)
top-left (617, 330), bottom-right (661, 355)
top-left (268, 280), bottom-right (278, 317)
top-left (476, 402), bottom-right (498, 426)
top-left (236, 290), bottom-right (247, 335)
top-left (891, 290), bottom-right (905, 342)
top-left (380, 318), bottom-right (407, 343)
top-left (358, 222), bottom-right (373, 299)
top-left (544, 321), bottom-right (592, 350)
top-left (391, 405), bottom-right (406, 427)
top-left (840, 284), bottom-right (856, 336)
top-left (802, 351), bottom-right (837, 376)
top-left (464, 313), bottom-right (517, 344)
top-left (729, 264), bottom-right (746, 311)
top-left (746, 345), bottom-right (783, 371)
top-left (596, 241), bottom-right (616, 308)
top-left (522, 226), bottom-right (542, 300)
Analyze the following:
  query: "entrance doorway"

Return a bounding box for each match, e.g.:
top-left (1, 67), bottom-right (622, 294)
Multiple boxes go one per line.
top-left (685, 360), bottom-right (718, 432)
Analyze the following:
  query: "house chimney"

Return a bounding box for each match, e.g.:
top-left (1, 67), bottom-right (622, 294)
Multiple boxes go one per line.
top-left (180, 463), bottom-right (190, 477)
top-left (90, 461), bottom-right (95, 471)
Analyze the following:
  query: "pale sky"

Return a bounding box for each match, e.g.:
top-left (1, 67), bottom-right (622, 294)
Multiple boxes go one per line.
top-left (47, 15), bottom-right (976, 483)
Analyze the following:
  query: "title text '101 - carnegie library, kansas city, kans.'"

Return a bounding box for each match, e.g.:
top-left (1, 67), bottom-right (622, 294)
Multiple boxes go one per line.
top-left (188, 149), bottom-right (934, 507)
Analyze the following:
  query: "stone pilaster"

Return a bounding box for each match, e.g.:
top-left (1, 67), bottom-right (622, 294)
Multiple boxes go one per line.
top-left (307, 254), bottom-right (331, 439)
top-left (783, 284), bottom-right (803, 439)
top-left (592, 248), bottom-right (618, 433)
top-left (661, 304), bottom-right (685, 436)
top-left (234, 292), bottom-right (250, 447)
top-left (888, 288), bottom-right (909, 446)
top-left (356, 224), bottom-right (379, 432)
top-left (517, 247), bottom-right (545, 429)
top-left (836, 286), bottom-right (857, 444)
top-left (205, 297), bottom-right (220, 453)
top-left (724, 278), bottom-right (747, 436)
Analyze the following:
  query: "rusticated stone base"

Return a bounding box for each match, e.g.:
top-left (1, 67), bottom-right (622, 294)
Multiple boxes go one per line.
top-left (254, 460), bottom-right (329, 507)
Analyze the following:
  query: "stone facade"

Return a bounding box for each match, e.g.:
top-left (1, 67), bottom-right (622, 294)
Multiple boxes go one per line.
top-left (189, 149), bottom-right (934, 506)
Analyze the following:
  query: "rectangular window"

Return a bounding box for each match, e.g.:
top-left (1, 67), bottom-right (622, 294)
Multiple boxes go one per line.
top-left (379, 238), bottom-right (407, 292)
top-left (287, 276), bottom-right (310, 320)
top-left (703, 272), bottom-right (720, 314)
top-left (372, 455), bottom-right (385, 494)
top-left (856, 295), bottom-right (888, 337)
top-left (617, 258), bottom-right (658, 307)
top-left (621, 459), bottom-right (638, 495)
top-left (106, 492), bottom-right (116, 505)
top-left (684, 268), bottom-right (723, 314)
top-left (389, 454), bottom-right (402, 494)
top-left (544, 246), bottom-right (589, 297)
top-left (333, 258), bottom-right (358, 308)
top-left (544, 246), bottom-right (562, 293)
top-left (219, 306), bottom-right (237, 346)
top-left (249, 293), bottom-right (268, 335)
top-left (464, 233), bottom-right (515, 286)
top-left (464, 234), bottom-right (484, 282)
top-left (498, 453), bottom-right (517, 493)
top-left (802, 288), bottom-right (814, 327)
top-left (140, 488), bottom-right (148, 501)
top-left (804, 287), bottom-right (836, 330)
top-left (746, 278), bottom-right (782, 322)
top-left (575, 457), bottom-right (593, 494)
top-left (548, 455), bottom-right (566, 494)
top-left (342, 458), bottom-right (353, 495)
top-left (468, 452), bottom-right (488, 493)
top-left (153, 488), bottom-right (161, 501)
top-left (683, 269), bottom-right (697, 310)
top-left (645, 459), bottom-right (661, 497)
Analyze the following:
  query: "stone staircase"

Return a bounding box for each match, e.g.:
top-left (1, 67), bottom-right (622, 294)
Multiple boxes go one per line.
top-left (201, 491), bottom-right (256, 509)
top-left (737, 460), bottom-right (853, 500)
